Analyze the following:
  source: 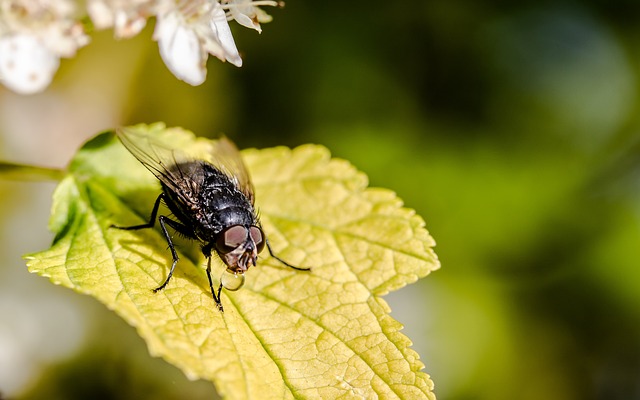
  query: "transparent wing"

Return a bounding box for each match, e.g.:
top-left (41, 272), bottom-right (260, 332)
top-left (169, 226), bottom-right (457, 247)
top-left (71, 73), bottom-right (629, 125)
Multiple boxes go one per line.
top-left (116, 127), bottom-right (203, 206)
top-left (116, 128), bottom-right (255, 205)
top-left (209, 136), bottom-right (255, 204)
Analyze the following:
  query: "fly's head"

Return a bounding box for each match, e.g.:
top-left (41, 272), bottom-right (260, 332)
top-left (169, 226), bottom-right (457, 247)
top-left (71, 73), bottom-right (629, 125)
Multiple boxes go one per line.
top-left (215, 225), bottom-right (266, 277)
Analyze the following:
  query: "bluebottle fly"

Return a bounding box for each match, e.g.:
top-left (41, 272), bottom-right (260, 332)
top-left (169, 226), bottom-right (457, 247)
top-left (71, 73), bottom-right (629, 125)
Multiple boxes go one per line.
top-left (112, 129), bottom-right (309, 312)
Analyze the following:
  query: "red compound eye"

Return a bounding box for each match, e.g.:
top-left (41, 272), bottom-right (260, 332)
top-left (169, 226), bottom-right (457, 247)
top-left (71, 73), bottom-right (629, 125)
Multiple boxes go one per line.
top-left (216, 225), bottom-right (248, 254)
top-left (250, 226), bottom-right (265, 253)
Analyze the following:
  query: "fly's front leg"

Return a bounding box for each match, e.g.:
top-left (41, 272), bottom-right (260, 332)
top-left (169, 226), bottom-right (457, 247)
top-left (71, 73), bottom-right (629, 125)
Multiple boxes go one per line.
top-left (266, 239), bottom-right (311, 271)
top-left (206, 257), bottom-right (224, 312)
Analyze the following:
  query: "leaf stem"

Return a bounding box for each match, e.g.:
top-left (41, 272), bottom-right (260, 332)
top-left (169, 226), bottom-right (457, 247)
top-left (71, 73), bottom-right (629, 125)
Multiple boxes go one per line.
top-left (0, 161), bottom-right (65, 182)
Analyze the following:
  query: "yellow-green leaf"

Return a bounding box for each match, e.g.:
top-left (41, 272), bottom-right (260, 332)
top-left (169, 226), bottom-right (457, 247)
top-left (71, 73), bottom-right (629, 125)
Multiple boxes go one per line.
top-left (25, 123), bottom-right (440, 399)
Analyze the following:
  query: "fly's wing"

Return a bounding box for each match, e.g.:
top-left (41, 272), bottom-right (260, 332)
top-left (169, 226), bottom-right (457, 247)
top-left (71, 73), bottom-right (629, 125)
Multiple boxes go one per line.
top-left (116, 128), bottom-right (203, 207)
top-left (208, 136), bottom-right (255, 205)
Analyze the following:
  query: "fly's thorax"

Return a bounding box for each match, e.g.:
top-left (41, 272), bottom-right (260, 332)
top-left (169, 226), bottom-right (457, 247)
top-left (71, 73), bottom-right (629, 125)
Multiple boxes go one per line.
top-left (198, 165), bottom-right (256, 223)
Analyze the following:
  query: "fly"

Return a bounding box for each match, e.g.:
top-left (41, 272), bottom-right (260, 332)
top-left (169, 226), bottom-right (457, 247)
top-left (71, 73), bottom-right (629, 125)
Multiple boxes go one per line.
top-left (111, 129), bottom-right (309, 312)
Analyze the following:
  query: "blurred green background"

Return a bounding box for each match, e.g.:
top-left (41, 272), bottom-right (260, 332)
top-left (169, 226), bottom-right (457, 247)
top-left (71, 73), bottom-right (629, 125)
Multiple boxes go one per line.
top-left (1, 1), bottom-right (640, 399)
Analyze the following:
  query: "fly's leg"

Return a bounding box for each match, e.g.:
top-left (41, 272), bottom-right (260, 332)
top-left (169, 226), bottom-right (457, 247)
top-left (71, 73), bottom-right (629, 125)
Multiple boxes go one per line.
top-left (206, 257), bottom-right (224, 312)
top-left (111, 193), bottom-right (192, 293)
top-left (153, 216), bottom-right (191, 292)
top-left (266, 239), bottom-right (311, 271)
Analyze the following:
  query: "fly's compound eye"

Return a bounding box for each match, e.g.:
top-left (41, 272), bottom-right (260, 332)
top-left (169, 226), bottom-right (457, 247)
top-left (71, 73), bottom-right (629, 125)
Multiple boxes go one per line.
top-left (250, 226), bottom-right (265, 253)
top-left (216, 225), bottom-right (248, 254)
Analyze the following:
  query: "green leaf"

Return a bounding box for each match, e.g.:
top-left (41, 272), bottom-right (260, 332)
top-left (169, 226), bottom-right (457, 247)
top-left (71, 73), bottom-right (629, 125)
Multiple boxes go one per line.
top-left (25, 123), bottom-right (440, 399)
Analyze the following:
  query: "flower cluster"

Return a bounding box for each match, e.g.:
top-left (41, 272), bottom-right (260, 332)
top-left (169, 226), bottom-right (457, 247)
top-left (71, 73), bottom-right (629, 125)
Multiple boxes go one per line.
top-left (0, 0), bottom-right (280, 94)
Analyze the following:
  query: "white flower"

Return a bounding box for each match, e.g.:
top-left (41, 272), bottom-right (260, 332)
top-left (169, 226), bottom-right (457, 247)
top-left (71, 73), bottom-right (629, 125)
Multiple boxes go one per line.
top-left (0, 33), bottom-right (58, 94)
top-left (87, 0), bottom-right (154, 39)
top-left (0, 0), bottom-right (89, 94)
top-left (154, 1), bottom-right (241, 86)
top-left (221, 0), bottom-right (278, 33)
top-left (0, 0), bottom-right (283, 92)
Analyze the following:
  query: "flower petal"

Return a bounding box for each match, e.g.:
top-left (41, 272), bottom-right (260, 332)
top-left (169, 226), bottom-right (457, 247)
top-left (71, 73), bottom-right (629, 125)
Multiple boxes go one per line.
top-left (88, 0), bottom-right (149, 39)
top-left (154, 12), bottom-right (206, 86)
top-left (87, 0), bottom-right (115, 30)
top-left (231, 10), bottom-right (261, 33)
top-left (210, 4), bottom-right (242, 67)
top-left (228, 0), bottom-right (266, 33)
top-left (113, 11), bottom-right (148, 39)
top-left (0, 34), bottom-right (59, 94)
